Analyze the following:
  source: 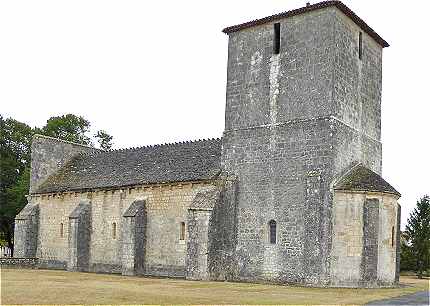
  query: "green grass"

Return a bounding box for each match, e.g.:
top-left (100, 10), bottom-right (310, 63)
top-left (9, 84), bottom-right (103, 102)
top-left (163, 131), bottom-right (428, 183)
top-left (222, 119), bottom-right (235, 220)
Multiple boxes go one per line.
top-left (1, 268), bottom-right (429, 305)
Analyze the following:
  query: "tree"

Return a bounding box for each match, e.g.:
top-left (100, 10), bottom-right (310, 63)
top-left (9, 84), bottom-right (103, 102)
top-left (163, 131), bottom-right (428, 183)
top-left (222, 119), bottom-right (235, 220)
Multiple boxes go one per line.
top-left (95, 130), bottom-right (113, 150)
top-left (0, 114), bottom-right (114, 255)
top-left (42, 114), bottom-right (92, 145)
top-left (404, 195), bottom-right (430, 278)
top-left (0, 116), bottom-right (33, 256)
top-left (400, 232), bottom-right (416, 272)
top-left (41, 114), bottom-right (113, 150)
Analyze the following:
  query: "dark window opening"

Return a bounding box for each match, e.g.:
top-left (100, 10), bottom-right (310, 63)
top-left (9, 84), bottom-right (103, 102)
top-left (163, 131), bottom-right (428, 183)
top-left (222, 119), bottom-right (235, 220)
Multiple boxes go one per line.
top-left (359, 32), bottom-right (363, 60)
top-left (60, 223), bottom-right (64, 238)
top-left (112, 222), bottom-right (117, 239)
top-left (391, 226), bottom-right (395, 247)
top-left (180, 222), bottom-right (186, 241)
top-left (269, 220), bottom-right (277, 244)
top-left (273, 23), bottom-right (280, 54)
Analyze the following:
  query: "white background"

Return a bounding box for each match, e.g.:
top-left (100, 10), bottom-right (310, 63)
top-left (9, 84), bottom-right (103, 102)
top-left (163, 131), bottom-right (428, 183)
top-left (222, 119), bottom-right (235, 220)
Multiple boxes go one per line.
top-left (1, 1), bottom-right (429, 228)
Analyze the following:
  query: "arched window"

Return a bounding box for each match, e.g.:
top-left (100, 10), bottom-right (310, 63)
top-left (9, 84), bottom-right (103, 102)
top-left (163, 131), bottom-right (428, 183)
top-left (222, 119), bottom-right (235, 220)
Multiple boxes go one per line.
top-left (180, 222), bottom-right (186, 241)
top-left (112, 222), bottom-right (117, 239)
top-left (269, 220), bottom-right (276, 244)
top-left (60, 223), bottom-right (64, 238)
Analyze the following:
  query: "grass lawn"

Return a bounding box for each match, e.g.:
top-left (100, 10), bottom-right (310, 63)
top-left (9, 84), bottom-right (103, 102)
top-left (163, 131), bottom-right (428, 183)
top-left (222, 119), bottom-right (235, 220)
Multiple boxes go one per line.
top-left (1, 268), bottom-right (429, 305)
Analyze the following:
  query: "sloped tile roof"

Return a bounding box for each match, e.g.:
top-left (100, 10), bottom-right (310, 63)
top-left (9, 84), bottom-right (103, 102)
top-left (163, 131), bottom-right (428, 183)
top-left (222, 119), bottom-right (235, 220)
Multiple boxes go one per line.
top-left (334, 165), bottom-right (400, 196)
top-left (222, 1), bottom-right (389, 48)
top-left (189, 187), bottom-right (220, 211)
top-left (123, 200), bottom-right (145, 217)
top-left (34, 138), bottom-right (222, 194)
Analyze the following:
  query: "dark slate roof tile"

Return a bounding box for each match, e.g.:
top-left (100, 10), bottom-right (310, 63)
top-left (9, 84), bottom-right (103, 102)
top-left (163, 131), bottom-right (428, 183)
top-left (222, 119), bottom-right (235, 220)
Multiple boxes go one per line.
top-left (334, 164), bottom-right (400, 196)
top-left (34, 138), bottom-right (222, 194)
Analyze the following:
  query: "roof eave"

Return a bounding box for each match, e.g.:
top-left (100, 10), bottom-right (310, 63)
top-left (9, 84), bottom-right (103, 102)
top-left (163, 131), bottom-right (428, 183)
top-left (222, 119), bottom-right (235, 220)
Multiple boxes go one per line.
top-left (222, 1), bottom-right (389, 48)
top-left (334, 188), bottom-right (401, 198)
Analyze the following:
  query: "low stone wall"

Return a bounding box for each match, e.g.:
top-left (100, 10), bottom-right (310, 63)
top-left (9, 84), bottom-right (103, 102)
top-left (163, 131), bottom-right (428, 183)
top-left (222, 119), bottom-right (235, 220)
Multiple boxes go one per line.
top-left (0, 257), bottom-right (39, 269)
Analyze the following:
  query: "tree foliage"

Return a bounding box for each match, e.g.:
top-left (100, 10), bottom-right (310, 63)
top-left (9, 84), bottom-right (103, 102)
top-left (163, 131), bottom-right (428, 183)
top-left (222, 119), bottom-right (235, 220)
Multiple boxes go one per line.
top-left (95, 130), bottom-right (113, 150)
top-left (404, 195), bottom-right (430, 278)
top-left (0, 116), bottom-right (33, 254)
top-left (42, 114), bottom-right (92, 145)
top-left (0, 113), bottom-right (113, 254)
top-left (400, 233), bottom-right (417, 272)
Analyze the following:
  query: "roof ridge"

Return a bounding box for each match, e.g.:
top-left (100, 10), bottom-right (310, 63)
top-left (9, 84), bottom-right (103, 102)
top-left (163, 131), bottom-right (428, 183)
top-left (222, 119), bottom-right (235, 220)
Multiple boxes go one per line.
top-left (79, 137), bottom-right (222, 156)
top-left (33, 134), bottom-right (101, 151)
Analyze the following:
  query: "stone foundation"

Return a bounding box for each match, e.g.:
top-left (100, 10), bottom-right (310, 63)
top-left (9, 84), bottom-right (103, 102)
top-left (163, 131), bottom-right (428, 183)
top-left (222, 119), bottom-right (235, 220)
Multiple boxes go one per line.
top-left (0, 257), bottom-right (38, 269)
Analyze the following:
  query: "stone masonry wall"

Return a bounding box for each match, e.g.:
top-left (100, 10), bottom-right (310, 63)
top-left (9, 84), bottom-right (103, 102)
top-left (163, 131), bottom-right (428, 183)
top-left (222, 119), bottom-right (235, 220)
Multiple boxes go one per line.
top-left (361, 198), bottom-right (379, 285)
top-left (222, 5), bottom-right (387, 286)
top-left (377, 194), bottom-right (399, 284)
top-left (186, 209), bottom-right (212, 280)
top-left (331, 191), bottom-right (399, 287)
top-left (208, 177), bottom-right (238, 281)
top-left (332, 9), bottom-right (383, 176)
top-left (331, 192), bottom-right (364, 286)
top-left (14, 203), bottom-right (39, 258)
top-left (222, 118), bottom-right (336, 285)
top-left (68, 202), bottom-right (91, 272)
top-left (122, 200), bottom-right (146, 276)
top-left (333, 10), bottom-right (383, 142)
top-left (30, 135), bottom-right (98, 193)
top-left (31, 182), bottom-right (214, 276)
top-left (225, 8), bottom-right (336, 132)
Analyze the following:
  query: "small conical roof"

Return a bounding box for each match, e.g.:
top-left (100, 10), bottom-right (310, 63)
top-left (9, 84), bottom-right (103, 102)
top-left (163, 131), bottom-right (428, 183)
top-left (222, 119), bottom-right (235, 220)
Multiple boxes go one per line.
top-left (335, 165), bottom-right (400, 196)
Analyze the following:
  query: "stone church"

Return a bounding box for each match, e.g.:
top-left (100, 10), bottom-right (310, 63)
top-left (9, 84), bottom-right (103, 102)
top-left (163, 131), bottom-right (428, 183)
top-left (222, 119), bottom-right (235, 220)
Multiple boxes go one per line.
top-left (14, 1), bottom-right (401, 287)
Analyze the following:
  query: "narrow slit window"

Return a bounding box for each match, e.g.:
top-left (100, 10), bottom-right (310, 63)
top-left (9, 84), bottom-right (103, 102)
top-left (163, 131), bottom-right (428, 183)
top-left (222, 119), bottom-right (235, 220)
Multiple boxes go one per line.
top-left (273, 23), bottom-right (280, 54)
top-left (358, 32), bottom-right (363, 60)
top-left (269, 220), bottom-right (277, 244)
top-left (180, 222), bottom-right (186, 241)
top-left (60, 223), bottom-right (64, 238)
top-left (112, 222), bottom-right (117, 239)
top-left (391, 226), bottom-right (395, 247)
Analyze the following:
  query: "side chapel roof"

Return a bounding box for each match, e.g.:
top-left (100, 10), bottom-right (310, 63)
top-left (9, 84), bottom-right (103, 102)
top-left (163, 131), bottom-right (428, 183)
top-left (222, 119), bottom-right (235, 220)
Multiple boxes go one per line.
top-left (334, 164), bottom-right (400, 196)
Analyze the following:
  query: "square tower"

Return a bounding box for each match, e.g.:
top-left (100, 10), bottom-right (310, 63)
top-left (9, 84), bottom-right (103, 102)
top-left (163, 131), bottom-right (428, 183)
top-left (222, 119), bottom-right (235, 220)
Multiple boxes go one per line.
top-left (220, 1), bottom-right (394, 286)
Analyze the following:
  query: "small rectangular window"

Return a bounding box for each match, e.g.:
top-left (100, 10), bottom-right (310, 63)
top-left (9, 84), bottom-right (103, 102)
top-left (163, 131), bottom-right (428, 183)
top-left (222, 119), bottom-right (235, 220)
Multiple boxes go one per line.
top-left (391, 226), bottom-right (395, 247)
top-left (269, 220), bottom-right (277, 244)
top-left (60, 223), bottom-right (64, 238)
top-left (273, 23), bottom-right (280, 54)
top-left (358, 32), bottom-right (363, 60)
top-left (112, 222), bottom-right (117, 239)
top-left (180, 222), bottom-right (185, 241)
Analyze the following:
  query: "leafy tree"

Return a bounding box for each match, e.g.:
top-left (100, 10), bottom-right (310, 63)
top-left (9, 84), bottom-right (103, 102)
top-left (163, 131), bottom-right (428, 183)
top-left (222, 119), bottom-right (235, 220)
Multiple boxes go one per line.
top-left (404, 195), bottom-right (430, 278)
top-left (0, 113), bottom-right (114, 255)
top-left (95, 130), bottom-right (113, 150)
top-left (42, 114), bottom-right (92, 145)
top-left (41, 114), bottom-right (113, 150)
top-left (400, 232), bottom-right (416, 272)
top-left (0, 116), bottom-right (33, 256)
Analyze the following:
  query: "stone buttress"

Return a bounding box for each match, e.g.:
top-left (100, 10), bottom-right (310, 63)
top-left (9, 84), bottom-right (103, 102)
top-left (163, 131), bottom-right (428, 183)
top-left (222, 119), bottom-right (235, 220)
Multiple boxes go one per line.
top-left (121, 200), bottom-right (146, 276)
top-left (68, 201), bottom-right (91, 272)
